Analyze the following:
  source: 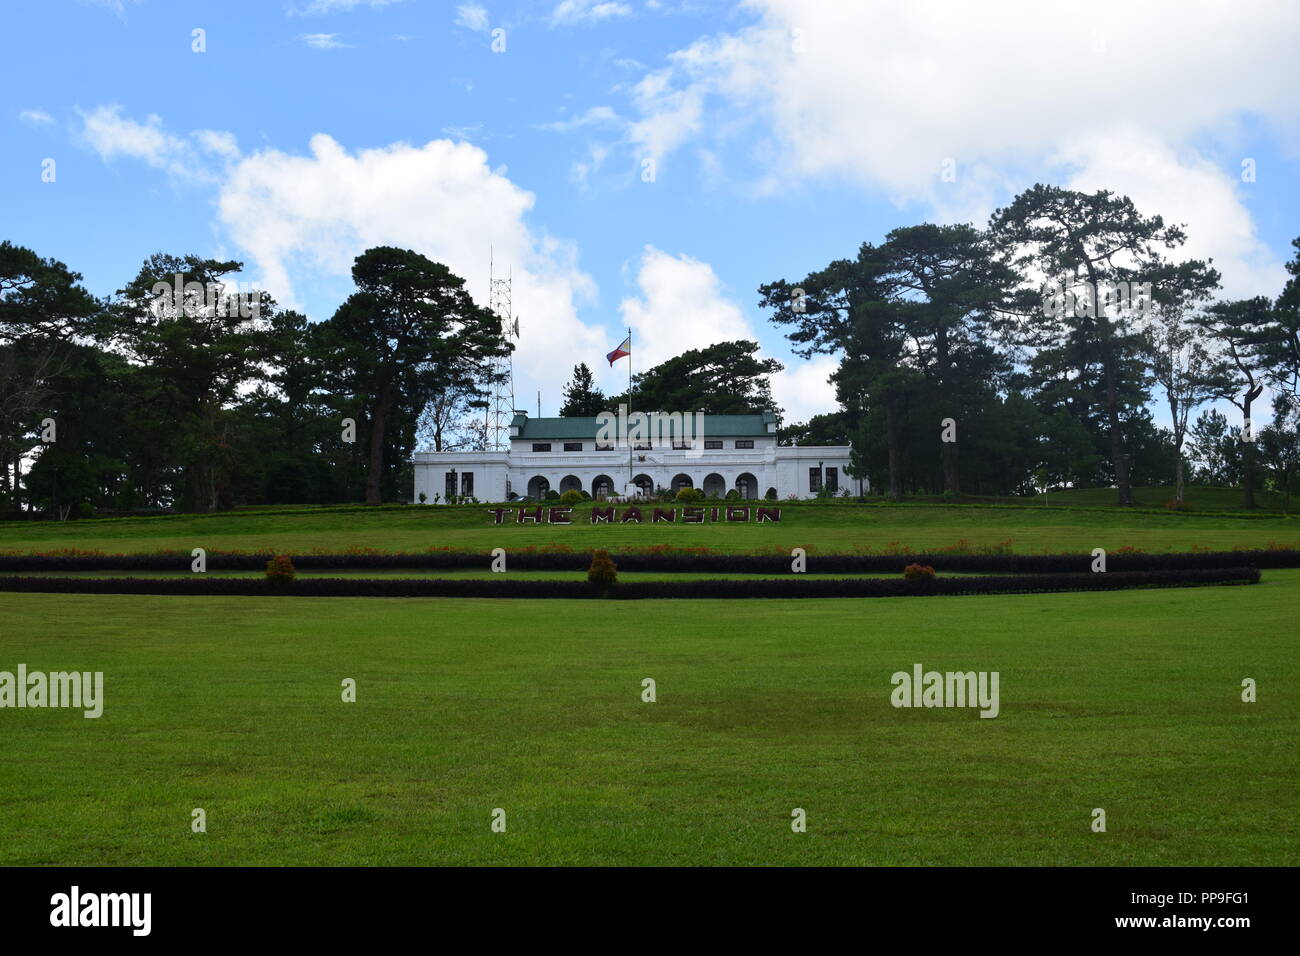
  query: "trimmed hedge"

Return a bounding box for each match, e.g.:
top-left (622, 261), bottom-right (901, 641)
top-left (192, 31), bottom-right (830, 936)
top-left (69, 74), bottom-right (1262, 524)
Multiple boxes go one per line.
top-left (0, 567), bottom-right (1260, 599)
top-left (1, 549), bottom-right (1297, 573)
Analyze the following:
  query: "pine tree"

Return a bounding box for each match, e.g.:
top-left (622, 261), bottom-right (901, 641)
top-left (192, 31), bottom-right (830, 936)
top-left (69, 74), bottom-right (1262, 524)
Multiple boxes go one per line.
top-left (559, 363), bottom-right (607, 416)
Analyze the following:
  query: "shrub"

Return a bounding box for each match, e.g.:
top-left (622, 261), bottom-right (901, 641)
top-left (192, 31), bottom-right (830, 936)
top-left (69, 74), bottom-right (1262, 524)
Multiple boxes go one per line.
top-left (559, 489), bottom-right (584, 504)
top-left (0, 567), bottom-right (1260, 599)
top-left (725, 488), bottom-right (740, 500)
top-left (587, 549), bottom-right (618, 590)
top-left (675, 486), bottom-right (701, 502)
top-left (418, 492), bottom-right (427, 504)
top-left (903, 563), bottom-right (936, 581)
top-left (266, 554), bottom-right (296, 586)
top-left (544, 489), bottom-right (560, 500)
top-left (765, 487), bottom-right (778, 501)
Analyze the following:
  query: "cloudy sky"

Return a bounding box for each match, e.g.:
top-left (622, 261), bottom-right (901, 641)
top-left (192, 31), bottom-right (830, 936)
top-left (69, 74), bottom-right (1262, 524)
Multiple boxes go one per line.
top-left (3, 0), bottom-right (1298, 424)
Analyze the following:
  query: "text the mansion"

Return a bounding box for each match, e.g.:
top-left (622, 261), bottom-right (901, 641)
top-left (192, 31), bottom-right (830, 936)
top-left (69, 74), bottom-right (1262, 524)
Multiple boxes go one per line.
top-left (488, 505), bottom-right (783, 523)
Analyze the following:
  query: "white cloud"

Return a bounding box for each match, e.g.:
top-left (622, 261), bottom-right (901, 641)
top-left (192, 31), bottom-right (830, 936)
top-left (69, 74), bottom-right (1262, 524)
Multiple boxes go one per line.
top-left (290, 0), bottom-right (403, 14)
top-left (193, 129), bottom-right (241, 160)
top-left (770, 355), bottom-right (840, 426)
top-left (1054, 132), bottom-right (1288, 301)
top-left (551, 1), bottom-right (634, 26)
top-left (455, 3), bottom-right (489, 32)
top-left (617, 246), bottom-right (838, 420)
top-left (78, 105), bottom-right (197, 179)
top-left (300, 33), bottom-right (351, 49)
top-left (214, 134), bottom-right (606, 412)
top-left (618, 246), bottom-right (752, 369)
top-left (19, 109), bottom-right (55, 127)
top-left (78, 0), bottom-right (140, 19)
top-left (617, 0), bottom-right (1300, 296)
top-left (76, 105), bottom-right (239, 180)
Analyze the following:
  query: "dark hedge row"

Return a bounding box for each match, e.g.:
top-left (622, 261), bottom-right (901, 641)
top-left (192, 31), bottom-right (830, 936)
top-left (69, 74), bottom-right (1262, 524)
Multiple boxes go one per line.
top-left (0, 567), bottom-right (1260, 599)
top-left (1, 549), bottom-right (1296, 573)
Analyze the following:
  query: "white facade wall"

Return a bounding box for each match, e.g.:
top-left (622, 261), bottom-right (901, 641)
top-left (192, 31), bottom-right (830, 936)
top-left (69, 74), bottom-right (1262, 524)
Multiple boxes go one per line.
top-left (413, 438), bottom-right (861, 503)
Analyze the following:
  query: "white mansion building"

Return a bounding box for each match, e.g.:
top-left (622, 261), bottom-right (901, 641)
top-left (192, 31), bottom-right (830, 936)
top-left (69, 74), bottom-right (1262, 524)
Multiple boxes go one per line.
top-left (413, 411), bottom-right (860, 502)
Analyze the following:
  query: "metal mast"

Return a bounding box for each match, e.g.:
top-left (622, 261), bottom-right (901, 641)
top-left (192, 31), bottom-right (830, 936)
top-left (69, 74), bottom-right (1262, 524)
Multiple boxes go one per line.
top-left (486, 251), bottom-right (518, 451)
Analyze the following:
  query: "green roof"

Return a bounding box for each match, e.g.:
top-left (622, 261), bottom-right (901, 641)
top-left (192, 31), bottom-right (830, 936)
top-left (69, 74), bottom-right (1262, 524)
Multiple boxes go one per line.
top-left (512, 412), bottom-right (775, 440)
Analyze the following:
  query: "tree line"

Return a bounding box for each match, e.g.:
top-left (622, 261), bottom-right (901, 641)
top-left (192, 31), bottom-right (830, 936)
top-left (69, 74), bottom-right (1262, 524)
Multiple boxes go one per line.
top-left (559, 186), bottom-right (1300, 509)
top-left (4, 183), bottom-right (1299, 516)
top-left (758, 185), bottom-right (1300, 508)
top-left (1, 245), bottom-right (506, 515)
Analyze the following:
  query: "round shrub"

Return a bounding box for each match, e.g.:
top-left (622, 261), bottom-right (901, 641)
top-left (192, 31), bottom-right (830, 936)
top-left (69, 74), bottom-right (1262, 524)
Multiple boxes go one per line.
top-left (559, 489), bottom-right (584, 504)
top-left (765, 487), bottom-right (778, 501)
top-left (266, 553), bottom-right (296, 587)
top-left (725, 488), bottom-right (740, 500)
top-left (675, 486), bottom-right (701, 503)
top-left (544, 489), bottom-right (560, 501)
top-left (587, 549), bottom-right (618, 590)
top-left (903, 563), bottom-right (936, 582)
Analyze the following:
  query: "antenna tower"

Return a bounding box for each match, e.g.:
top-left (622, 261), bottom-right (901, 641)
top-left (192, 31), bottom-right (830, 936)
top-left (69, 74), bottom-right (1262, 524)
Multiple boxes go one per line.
top-left (486, 251), bottom-right (518, 451)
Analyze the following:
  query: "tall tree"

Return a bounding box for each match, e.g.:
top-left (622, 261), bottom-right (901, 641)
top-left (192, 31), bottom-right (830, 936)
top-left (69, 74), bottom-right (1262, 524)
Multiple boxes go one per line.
top-left (0, 241), bottom-right (101, 512)
top-left (1194, 297), bottom-right (1271, 507)
top-left (1258, 395), bottom-right (1300, 514)
top-left (317, 247), bottom-right (506, 505)
top-left (1187, 409), bottom-right (1242, 486)
top-left (418, 382), bottom-right (486, 452)
top-left (1261, 236), bottom-right (1300, 402)
top-left (607, 340), bottom-right (782, 416)
top-left (1142, 304), bottom-right (1229, 505)
top-left (559, 362), bottom-right (607, 416)
top-left (761, 251), bottom-right (906, 498)
top-left (105, 254), bottom-right (271, 512)
top-left (761, 225), bottom-right (1013, 499)
top-left (990, 185), bottom-right (1218, 505)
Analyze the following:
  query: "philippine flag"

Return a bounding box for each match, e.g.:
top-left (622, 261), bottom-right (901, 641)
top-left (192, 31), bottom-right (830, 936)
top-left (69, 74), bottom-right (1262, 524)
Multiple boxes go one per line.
top-left (606, 334), bottom-right (631, 366)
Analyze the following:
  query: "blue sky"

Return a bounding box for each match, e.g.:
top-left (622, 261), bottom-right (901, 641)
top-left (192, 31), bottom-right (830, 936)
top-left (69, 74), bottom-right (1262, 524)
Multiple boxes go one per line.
top-left (3, 0), bottom-right (1299, 425)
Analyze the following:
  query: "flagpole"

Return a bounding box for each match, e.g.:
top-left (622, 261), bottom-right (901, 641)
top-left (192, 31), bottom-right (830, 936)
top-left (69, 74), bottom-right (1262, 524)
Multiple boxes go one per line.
top-left (627, 327), bottom-right (633, 492)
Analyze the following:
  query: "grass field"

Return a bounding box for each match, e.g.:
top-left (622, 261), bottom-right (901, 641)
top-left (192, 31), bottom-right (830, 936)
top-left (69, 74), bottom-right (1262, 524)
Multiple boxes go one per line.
top-left (2, 495), bottom-right (1295, 866)
top-left (0, 572), bottom-right (1295, 866)
top-left (2, 492), bottom-right (1298, 558)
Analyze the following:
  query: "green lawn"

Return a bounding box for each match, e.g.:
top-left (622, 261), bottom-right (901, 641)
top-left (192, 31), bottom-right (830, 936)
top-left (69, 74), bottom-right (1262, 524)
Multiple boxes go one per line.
top-left (2, 496), bottom-right (1298, 556)
top-left (1, 573), bottom-right (1295, 866)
